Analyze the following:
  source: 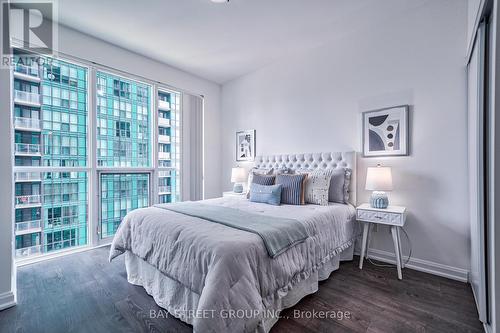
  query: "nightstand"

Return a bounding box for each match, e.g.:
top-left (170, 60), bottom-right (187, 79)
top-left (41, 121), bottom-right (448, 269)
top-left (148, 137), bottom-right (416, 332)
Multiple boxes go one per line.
top-left (356, 203), bottom-right (407, 279)
top-left (222, 191), bottom-right (247, 199)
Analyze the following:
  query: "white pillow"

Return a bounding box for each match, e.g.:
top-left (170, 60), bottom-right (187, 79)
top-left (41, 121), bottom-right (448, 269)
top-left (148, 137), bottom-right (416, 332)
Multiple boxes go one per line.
top-left (297, 169), bottom-right (333, 206)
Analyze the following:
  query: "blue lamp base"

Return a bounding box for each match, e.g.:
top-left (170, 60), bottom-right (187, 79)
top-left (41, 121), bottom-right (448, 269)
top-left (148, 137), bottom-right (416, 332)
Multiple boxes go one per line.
top-left (370, 191), bottom-right (389, 209)
top-left (233, 183), bottom-right (244, 193)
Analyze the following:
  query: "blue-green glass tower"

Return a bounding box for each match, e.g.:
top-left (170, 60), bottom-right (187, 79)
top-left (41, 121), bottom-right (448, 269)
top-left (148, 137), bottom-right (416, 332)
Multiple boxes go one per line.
top-left (158, 90), bottom-right (181, 204)
top-left (13, 51), bottom-right (88, 258)
top-left (96, 71), bottom-right (150, 167)
top-left (100, 173), bottom-right (149, 238)
top-left (96, 71), bottom-right (152, 239)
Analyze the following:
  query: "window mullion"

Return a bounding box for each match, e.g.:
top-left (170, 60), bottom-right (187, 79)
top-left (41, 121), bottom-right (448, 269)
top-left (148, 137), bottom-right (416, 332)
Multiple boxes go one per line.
top-left (152, 84), bottom-right (158, 204)
top-left (88, 67), bottom-right (98, 247)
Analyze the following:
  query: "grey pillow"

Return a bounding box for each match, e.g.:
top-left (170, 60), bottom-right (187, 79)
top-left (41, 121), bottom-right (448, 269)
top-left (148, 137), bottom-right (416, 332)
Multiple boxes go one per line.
top-left (328, 168), bottom-right (351, 204)
top-left (252, 174), bottom-right (276, 185)
top-left (246, 168), bottom-right (274, 198)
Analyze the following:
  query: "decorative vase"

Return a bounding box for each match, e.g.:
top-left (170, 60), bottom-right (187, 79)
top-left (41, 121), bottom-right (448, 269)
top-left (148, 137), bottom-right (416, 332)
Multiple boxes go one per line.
top-left (370, 191), bottom-right (389, 209)
top-left (233, 183), bottom-right (243, 193)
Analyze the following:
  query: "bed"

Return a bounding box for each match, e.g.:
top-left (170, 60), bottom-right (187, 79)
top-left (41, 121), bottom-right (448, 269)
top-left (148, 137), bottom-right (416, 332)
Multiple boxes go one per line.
top-left (109, 152), bottom-right (358, 333)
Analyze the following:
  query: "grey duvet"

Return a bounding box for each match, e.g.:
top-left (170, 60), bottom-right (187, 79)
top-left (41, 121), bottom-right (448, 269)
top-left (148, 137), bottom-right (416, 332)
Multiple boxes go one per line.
top-left (109, 197), bottom-right (357, 333)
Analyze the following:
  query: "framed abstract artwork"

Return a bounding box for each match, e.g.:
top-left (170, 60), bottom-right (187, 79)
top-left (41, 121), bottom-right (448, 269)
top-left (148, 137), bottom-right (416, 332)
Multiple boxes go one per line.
top-left (362, 105), bottom-right (409, 157)
top-left (236, 130), bottom-right (256, 161)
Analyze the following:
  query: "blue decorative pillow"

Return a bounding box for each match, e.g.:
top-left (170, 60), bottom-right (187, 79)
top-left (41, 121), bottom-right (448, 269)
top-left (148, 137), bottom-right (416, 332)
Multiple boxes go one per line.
top-left (252, 174), bottom-right (275, 186)
top-left (276, 174), bottom-right (307, 205)
top-left (249, 183), bottom-right (282, 206)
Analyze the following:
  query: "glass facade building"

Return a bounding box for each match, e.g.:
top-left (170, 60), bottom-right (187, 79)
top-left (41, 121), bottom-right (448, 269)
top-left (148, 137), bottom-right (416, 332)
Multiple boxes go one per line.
top-left (41, 59), bottom-right (88, 167)
top-left (12, 51), bottom-right (183, 260)
top-left (158, 90), bottom-right (181, 203)
top-left (96, 71), bottom-right (150, 167)
top-left (42, 171), bottom-right (87, 252)
top-left (100, 173), bottom-right (149, 238)
top-left (13, 51), bottom-right (89, 258)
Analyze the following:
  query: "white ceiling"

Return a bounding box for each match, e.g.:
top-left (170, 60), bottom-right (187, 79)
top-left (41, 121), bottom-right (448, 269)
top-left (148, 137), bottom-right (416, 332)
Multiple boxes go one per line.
top-left (55, 0), bottom-right (429, 84)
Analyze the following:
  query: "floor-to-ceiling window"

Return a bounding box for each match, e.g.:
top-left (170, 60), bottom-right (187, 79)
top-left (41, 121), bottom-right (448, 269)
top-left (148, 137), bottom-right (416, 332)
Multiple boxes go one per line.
top-left (11, 50), bottom-right (183, 261)
top-left (96, 71), bottom-right (152, 240)
top-left (13, 52), bottom-right (89, 259)
top-left (157, 89), bottom-right (181, 203)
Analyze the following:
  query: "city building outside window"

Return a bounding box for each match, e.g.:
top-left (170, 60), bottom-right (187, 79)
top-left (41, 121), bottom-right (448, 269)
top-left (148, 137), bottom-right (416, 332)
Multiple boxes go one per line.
top-left (12, 50), bottom-right (184, 261)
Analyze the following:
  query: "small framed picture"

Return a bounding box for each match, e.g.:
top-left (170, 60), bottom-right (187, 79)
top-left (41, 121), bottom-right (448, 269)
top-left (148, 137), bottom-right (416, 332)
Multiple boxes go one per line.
top-left (236, 130), bottom-right (256, 161)
top-left (362, 105), bottom-right (409, 157)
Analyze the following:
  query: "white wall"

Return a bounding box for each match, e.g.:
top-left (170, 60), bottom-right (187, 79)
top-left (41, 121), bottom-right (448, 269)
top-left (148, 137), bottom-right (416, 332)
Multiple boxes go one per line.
top-left (221, 0), bottom-right (469, 273)
top-left (57, 25), bottom-right (223, 199)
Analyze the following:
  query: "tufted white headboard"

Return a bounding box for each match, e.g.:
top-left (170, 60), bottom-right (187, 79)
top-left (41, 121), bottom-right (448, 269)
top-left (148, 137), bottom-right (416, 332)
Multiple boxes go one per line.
top-left (254, 151), bottom-right (357, 206)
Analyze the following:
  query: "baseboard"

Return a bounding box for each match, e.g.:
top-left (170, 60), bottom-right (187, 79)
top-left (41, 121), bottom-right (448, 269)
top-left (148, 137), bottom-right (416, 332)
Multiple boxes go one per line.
top-left (356, 248), bottom-right (469, 283)
top-left (0, 291), bottom-right (16, 311)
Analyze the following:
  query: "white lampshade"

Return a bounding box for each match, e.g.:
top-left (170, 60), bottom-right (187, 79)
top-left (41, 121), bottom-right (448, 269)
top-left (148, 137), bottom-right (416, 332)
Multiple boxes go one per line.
top-left (231, 167), bottom-right (246, 183)
top-left (365, 165), bottom-right (393, 191)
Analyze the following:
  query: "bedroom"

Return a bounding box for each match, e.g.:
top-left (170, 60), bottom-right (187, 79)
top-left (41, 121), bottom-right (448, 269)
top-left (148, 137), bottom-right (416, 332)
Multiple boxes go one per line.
top-left (0, 0), bottom-right (498, 332)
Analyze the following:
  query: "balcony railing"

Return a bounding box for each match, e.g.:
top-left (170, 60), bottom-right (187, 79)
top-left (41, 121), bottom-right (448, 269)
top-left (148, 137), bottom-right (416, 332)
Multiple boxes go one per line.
top-left (158, 151), bottom-right (171, 160)
top-left (14, 63), bottom-right (39, 77)
top-left (14, 117), bottom-right (41, 131)
top-left (46, 215), bottom-right (79, 228)
top-left (15, 172), bottom-right (41, 182)
top-left (15, 244), bottom-right (42, 258)
top-left (158, 100), bottom-right (171, 110)
top-left (158, 134), bottom-right (171, 143)
top-left (158, 170), bottom-right (171, 178)
top-left (15, 143), bottom-right (41, 155)
top-left (158, 117), bottom-right (171, 127)
top-left (14, 90), bottom-right (41, 105)
top-left (15, 194), bottom-right (42, 206)
top-left (158, 185), bottom-right (171, 194)
top-left (15, 220), bottom-right (42, 234)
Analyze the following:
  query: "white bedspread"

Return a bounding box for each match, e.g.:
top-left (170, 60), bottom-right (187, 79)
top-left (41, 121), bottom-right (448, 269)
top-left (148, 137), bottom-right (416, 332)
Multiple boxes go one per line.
top-left (109, 197), bottom-right (357, 333)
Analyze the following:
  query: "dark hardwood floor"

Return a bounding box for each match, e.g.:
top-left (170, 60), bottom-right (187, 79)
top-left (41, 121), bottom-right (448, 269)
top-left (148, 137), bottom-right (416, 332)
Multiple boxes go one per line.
top-left (0, 246), bottom-right (483, 333)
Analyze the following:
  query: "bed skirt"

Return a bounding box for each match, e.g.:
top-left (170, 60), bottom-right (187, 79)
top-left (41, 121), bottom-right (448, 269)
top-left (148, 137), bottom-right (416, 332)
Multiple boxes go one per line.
top-left (124, 244), bottom-right (354, 333)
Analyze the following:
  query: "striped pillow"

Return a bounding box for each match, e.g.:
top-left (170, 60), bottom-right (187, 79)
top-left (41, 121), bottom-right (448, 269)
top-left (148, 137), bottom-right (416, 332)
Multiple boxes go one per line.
top-left (252, 174), bottom-right (276, 186)
top-left (246, 168), bottom-right (274, 198)
top-left (276, 174), bottom-right (307, 205)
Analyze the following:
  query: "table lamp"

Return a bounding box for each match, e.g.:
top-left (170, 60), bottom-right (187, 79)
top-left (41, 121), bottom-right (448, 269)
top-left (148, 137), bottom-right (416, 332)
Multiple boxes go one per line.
top-left (231, 167), bottom-right (247, 193)
top-left (365, 164), bottom-right (393, 209)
